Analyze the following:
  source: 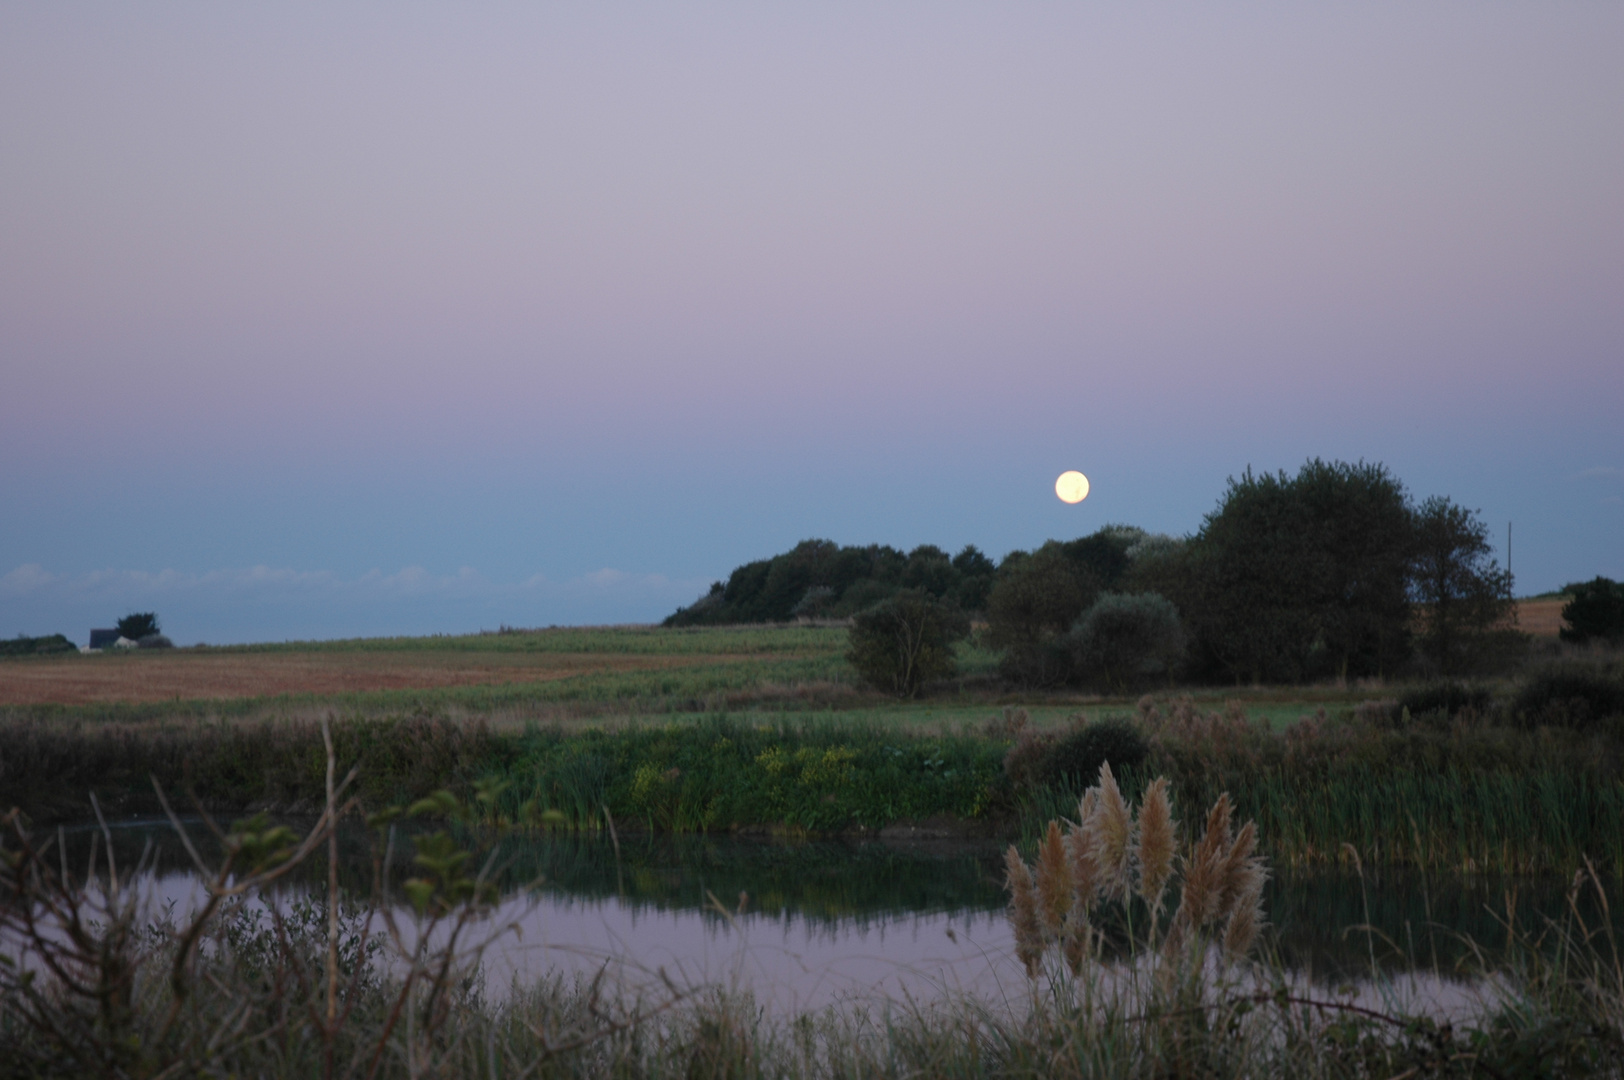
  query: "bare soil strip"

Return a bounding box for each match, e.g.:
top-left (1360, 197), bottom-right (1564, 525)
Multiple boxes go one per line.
top-left (0, 651), bottom-right (736, 706)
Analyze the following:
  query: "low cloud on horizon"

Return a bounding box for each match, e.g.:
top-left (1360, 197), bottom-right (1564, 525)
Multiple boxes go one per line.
top-left (1, 562), bottom-right (710, 646)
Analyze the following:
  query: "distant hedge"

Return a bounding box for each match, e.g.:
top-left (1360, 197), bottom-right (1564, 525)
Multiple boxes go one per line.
top-left (0, 634), bottom-right (77, 658)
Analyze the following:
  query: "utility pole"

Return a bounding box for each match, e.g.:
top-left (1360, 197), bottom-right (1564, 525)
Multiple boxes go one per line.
top-left (1507, 521), bottom-right (1513, 583)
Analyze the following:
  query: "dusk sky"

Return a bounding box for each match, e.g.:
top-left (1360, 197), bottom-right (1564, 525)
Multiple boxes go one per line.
top-left (3, 3), bottom-right (1621, 645)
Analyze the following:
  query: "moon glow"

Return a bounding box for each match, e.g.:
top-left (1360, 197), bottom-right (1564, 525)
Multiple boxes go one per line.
top-left (1055, 471), bottom-right (1090, 504)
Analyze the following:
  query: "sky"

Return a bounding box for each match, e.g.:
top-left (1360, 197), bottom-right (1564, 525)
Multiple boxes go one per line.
top-left (3, 2), bottom-right (1621, 645)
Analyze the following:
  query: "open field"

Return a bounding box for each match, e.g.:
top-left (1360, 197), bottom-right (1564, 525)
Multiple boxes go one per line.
top-left (2, 598), bottom-right (1567, 711)
top-left (0, 648), bottom-right (768, 706)
top-left (0, 626), bottom-right (849, 710)
top-left (1516, 596), bottom-right (1567, 638)
top-left (1, 624), bottom-right (1378, 728)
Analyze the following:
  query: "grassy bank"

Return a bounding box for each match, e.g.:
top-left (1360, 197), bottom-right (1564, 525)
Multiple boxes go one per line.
top-left (6, 705), bottom-right (1624, 874)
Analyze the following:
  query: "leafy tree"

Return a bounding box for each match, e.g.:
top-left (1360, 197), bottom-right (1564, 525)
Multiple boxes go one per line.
top-left (117, 612), bottom-right (160, 640)
top-left (1056, 525), bottom-right (1146, 591)
top-left (1560, 577), bottom-right (1624, 645)
top-left (1185, 460), bottom-right (1413, 683)
top-left (901, 545), bottom-right (957, 596)
top-left (845, 591), bottom-right (970, 698)
top-left (1410, 496), bottom-right (1518, 675)
top-left (985, 545), bottom-right (1101, 687)
top-left (1066, 592), bottom-right (1186, 694)
top-left (986, 544), bottom-right (1099, 648)
top-left (950, 545), bottom-right (997, 612)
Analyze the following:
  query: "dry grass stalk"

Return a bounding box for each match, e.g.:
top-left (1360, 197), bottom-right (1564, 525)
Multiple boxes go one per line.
top-left (1086, 762), bottom-right (1135, 903)
top-left (1034, 820), bottom-right (1072, 937)
top-left (1005, 845), bottom-right (1044, 978)
top-left (1135, 778), bottom-right (1176, 918)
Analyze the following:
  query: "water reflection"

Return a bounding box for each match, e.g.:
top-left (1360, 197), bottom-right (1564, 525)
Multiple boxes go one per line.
top-left (42, 816), bottom-right (1619, 1009)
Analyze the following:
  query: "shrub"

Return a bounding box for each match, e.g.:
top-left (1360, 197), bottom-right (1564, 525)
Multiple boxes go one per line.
top-left (0, 635), bottom-right (76, 657)
top-left (789, 585), bottom-right (835, 620)
top-left (996, 640), bottom-right (1077, 689)
top-left (1066, 592), bottom-right (1186, 693)
top-left (1002, 725), bottom-right (1057, 792)
top-left (845, 590), bottom-right (970, 698)
top-left (135, 633), bottom-right (175, 650)
top-left (1043, 717), bottom-right (1149, 789)
top-left (1510, 666), bottom-right (1624, 732)
top-left (1399, 682), bottom-right (1494, 722)
top-left (1561, 576), bottom-right (1624, 644)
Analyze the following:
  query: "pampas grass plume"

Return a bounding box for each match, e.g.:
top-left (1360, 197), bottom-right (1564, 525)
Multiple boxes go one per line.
top-left (1217, 820), bottom-right (1259, 922)
top-left (1086, 762), bottom-right (1135, 904)
top-left (1175, 792), bottom-right (1234, 935)
top-left (1035, 820), bottom-right (1072, 937)
top-left (1135, 777), bottom-right (1176, 916)
top-left (1222, 864), bottom-right (1267, 959)
top-left (1005, 845), bottom-right (1043, 978)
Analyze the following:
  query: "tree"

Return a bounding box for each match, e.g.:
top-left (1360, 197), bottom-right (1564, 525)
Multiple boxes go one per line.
top-left (845, 591), bottom-right (970, 698)
top-left (1055, 525), bottom-right (1146, 591)
top-left (985, 544), bottom-right (1101, 687)
top-left (1184, 460), bottom-right (1413, 683)
top-left (949, 545), bottom-right (997, 613)
top-left (1559, 577), bottom-right (1624, 645)
top-left (985, 544), bottom-right (1099, 648)
top-left (1067, 592), bottom-right (1186, 694)
top-left (1410, 496), bottom-right (1518, 675)
top-left (117, 612), bottom-right (160, 640)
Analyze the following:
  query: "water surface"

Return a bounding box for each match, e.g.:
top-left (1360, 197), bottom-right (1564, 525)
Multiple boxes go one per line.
top-left (38, 817), bottom-right (1617, 1012)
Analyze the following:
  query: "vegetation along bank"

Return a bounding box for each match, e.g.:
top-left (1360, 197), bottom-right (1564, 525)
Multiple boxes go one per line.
top-left (6, 659), bottom-right (1624, 875)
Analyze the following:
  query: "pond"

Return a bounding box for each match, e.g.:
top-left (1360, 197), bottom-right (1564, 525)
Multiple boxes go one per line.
top-left (29, 816), bottom-right (1621, 1016)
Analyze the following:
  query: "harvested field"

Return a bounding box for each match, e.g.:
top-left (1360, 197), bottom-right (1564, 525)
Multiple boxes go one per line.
top-left (0, 649), bottom-right (738, 706)
top-left (1517, 597), bottom-right (1567, 638)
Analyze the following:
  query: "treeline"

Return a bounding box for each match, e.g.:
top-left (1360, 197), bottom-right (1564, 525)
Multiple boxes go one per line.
top-left (665, 540), bottom-right (999, 623)
top-left (672, 459), bottom-right (1538, 688)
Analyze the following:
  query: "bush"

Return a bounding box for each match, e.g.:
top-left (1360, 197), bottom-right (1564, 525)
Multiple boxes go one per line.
top-left (1561, 577), bottom-right (1624, 644)
top-left (1066, 592), bottom-right (1186, 693)
top-left (845, 590), bottom-right (970, 698)
top-left (1043, 717), bottom-right (1149, 789)
top-left (995, 640), bottom-right (1077, 689)
top-left (1398, 682), bottom-right (1494, 722)
top-left (1510, 666), bottom-right (1624, 732)
top-left (0, 635), bottom-right (76, 657)
top-left (135, 633), bottom-right (175, 649)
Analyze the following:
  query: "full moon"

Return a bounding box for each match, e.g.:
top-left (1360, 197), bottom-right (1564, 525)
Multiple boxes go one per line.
top-left (1055, 471), bottom-right (1090, 504)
